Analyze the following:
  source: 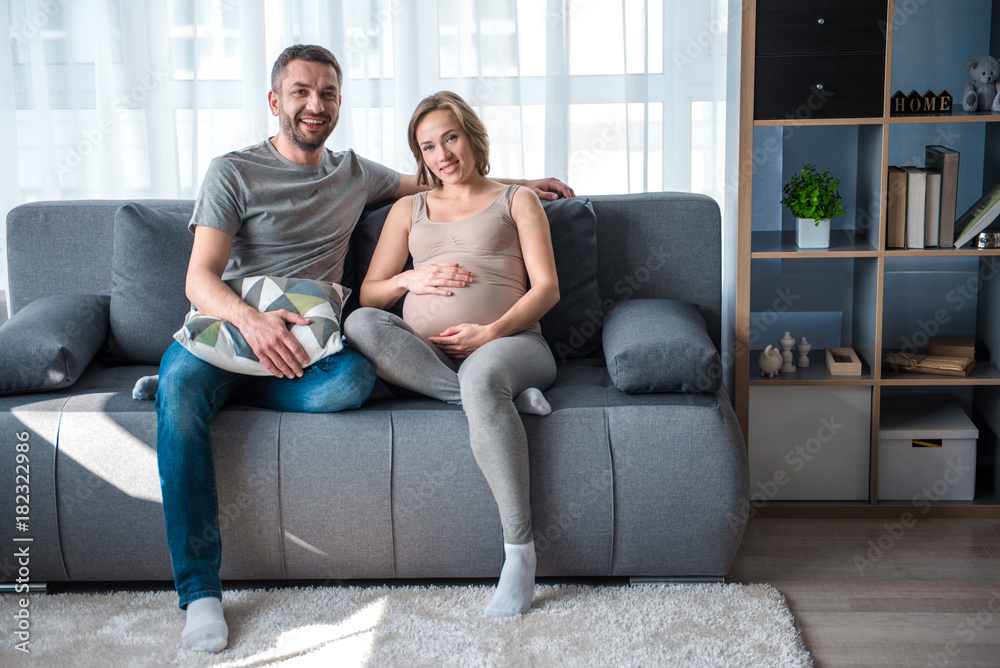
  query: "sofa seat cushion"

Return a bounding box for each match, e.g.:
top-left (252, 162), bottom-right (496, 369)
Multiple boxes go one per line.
top-left (72, 362), bottom-right (161, 394)
top-left (0, 294), bottom-right (111, 396)
top-left (0, 356), bottom-right (743, 582)
top-left (545, 359), bottom-right (723, 411)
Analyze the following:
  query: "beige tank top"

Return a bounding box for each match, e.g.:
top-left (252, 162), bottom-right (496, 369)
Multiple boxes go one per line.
top-left (402, 184), bottom-right (541, 339)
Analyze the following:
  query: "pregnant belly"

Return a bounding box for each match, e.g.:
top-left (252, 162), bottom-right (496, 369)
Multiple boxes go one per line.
top-left (403, 282), bottom-right (520, 339)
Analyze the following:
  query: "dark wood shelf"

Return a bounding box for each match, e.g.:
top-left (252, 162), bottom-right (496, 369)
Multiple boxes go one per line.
top-left (753, 110), bottom-right (1000, 127)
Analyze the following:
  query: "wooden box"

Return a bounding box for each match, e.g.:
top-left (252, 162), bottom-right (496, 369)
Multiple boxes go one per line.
top-left (826, 347), bottom-right (862, 376)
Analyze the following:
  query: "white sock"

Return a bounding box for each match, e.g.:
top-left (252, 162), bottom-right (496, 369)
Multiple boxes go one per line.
top-left (132, 374), bottom-right (159, 401)
top-left (182, 597), bottom-right (228, 653)
top-left (514, 388), bottom-right (551, 416)
top-left (485, 541), bottom-right (536, 618)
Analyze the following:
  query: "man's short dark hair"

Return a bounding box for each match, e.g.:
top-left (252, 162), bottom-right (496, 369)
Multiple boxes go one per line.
top-left (271, 44), bottom-right (343, 92)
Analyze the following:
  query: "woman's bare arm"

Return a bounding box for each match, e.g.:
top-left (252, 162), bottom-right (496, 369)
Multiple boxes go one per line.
top-left (359, 196), bottom-right (474, 308)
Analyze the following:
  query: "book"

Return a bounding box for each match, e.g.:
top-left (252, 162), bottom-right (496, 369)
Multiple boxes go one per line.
top-left (953, 183), bottom-right (1000, 248)
top-left (923, 168), bottom-right (941, 247)
top-left (925, 146), bottom-right (959, 247)
top-left (902, 166), bottom-right (926, 249)
top-left (886, 166), bottom-right (906, 249)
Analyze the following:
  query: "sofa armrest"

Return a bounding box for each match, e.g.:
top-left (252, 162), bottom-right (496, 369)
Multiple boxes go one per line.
top-left (0, 294), bottom-right (111, 396)
top-left (602, 298), bottom-right (721, 394)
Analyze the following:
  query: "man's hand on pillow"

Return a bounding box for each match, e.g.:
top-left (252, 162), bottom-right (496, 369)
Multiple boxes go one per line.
top-left (239, 309), bottom-right (312, 378)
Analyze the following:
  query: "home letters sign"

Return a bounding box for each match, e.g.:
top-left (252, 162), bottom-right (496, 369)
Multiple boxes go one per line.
top-left (891, 89), bottom-right (954, 115)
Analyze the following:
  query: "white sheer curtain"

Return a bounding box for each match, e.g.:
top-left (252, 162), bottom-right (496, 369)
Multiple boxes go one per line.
top-left (1, 0), bottom-right (736, 311)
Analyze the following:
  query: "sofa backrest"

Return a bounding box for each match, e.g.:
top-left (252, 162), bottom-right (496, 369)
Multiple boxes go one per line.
top-left (592, 193), bottom-right (722, 351)
top-left (6, 200), bottom-right (194, 316)
top-left (6, 192), bottom-right (722, 357)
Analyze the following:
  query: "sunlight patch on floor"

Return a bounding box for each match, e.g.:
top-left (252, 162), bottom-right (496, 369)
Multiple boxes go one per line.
top-left (216, 596), bottom-right (387, 667)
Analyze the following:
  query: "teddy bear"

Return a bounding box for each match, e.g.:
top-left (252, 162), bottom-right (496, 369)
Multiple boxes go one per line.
top-left (962, 55), bottom-right (1000, 112)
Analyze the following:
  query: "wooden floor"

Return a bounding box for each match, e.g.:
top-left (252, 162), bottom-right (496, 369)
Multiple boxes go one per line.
top-left (728, 517), bottom-right (1000, 668)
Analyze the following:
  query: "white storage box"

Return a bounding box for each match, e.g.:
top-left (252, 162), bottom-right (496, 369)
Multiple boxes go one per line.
top-left (749, 386), bottom-right (872, 501)
top-left (878, 396), bottom-right (978, 502)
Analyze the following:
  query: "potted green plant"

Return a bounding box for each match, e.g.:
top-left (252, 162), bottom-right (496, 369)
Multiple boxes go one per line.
top-left (780, 163), bottom-right (846, 249)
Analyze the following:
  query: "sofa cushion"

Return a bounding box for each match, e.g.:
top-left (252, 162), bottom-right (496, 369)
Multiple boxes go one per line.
top-left (106, 203), bottom-right (194, 365)
top-left (0, 294), bottom-right (111, 395)
top-left (602, 298), bottom-right (721, 393)
top-left (539, 197), bottom-right (604, 361)
top-left (173, 276), bottom-right (350, 375)
top-left (346, 202), bottom-right (407, 318)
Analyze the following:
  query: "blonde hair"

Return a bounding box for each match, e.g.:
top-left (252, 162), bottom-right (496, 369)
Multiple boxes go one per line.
top-left (408, 91), bottom-right (490, 188)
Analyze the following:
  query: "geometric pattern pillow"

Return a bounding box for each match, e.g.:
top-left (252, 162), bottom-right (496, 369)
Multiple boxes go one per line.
top-left (173, 276), bottom-right (351, 376)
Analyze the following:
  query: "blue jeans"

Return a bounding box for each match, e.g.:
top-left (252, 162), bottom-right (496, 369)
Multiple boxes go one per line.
top-left (154, 341), bottom-right (375, 609)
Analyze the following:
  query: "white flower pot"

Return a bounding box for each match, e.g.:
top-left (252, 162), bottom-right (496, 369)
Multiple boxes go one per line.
top-left (795, 217), bottom-right (830, 249)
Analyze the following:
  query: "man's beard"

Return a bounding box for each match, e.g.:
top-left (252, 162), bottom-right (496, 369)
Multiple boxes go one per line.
top-left (279, 109), bottom-right (334, 152)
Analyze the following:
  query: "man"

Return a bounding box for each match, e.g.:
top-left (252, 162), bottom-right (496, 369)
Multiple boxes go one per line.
top-left (156, 44), bottom-right (573, 653)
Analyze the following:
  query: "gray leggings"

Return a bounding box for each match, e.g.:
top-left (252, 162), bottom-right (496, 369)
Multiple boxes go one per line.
top-left (344, 307), bottom-right (557, 544)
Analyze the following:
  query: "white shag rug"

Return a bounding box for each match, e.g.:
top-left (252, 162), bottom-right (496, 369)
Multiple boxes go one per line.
top-left (1, 582), bottom-right (812, 667)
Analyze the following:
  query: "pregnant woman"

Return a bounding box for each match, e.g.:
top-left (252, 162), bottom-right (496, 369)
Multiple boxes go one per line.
top-left (344, 91), bottom-right (561, 617)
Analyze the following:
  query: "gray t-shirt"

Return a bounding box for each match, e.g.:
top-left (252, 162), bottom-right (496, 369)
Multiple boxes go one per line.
top-left (189, 139), bottom-right (400, 284)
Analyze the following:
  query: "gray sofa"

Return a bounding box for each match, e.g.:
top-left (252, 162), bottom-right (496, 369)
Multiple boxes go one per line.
top-left (0, 193), bottom-right (748, 588)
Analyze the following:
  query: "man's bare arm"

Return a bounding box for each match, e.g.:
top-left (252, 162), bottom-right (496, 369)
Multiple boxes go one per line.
top-left (186, 226), bottom-right (311, 379)
top-left (392, 173), bottom-right (575, 201)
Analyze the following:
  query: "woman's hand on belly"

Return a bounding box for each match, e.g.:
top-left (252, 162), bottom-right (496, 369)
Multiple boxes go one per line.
top-left (399, 262), bottom-right (473, 296)
top-left (428, 322), bottom-right (497, 359)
